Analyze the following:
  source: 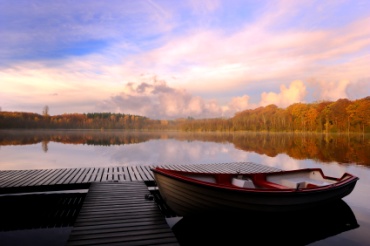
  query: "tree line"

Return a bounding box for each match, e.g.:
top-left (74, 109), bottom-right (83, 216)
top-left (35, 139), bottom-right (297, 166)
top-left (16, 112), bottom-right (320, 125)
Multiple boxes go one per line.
top-left (178, 96), bottom-right (370, 133)
top-left (0, 112), bottom-right (163, 130)
top-left (0, 96), bottom-right (369, 133)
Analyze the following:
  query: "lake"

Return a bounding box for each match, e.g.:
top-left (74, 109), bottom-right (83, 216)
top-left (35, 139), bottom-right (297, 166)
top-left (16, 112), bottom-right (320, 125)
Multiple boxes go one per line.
top-left (0, 129), bottom-right (369, 245)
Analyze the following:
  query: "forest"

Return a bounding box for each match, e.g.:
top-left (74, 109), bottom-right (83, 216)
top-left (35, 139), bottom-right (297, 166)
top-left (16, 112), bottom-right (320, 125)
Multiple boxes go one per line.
top-left (0, 96), bottom-right (369, 133)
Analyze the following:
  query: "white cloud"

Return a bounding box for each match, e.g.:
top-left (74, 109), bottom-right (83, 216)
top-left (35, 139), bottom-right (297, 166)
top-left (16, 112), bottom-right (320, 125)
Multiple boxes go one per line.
top-left (97, 78), bottom-right (224, 119)
top-left (97, 78), bottom-right (309, 119)
top-left (96, 78), bottom-right (257, 119)
top-left (311, 80), bottom-right (350, 101)
top-left (225, 95), bottom-right (250, 114)
top-left (259, 80), bottom-right (307, 108)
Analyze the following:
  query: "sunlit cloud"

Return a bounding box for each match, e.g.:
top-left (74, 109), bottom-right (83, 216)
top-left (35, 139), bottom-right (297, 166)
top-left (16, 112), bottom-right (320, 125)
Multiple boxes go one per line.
top-left (97, 78), bottom-right (225, 119)
top-left (0, 62), bottom-right (118, 113)
top-left (310, 80), bottom-right (350, 101)
top-left (347, 78), bottom-right (370, 100)
top-left (97, 78), bottom-right (309, 119)
top-left (260, 80), bottom-right (307, 107)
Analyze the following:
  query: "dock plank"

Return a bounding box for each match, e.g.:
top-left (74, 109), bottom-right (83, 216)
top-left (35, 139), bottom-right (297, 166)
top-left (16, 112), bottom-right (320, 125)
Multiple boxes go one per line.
top-left (2, 170), bottom-right (35, 187)
top-left (101, 167), bottom-right (108, 182)
top-left (55, 168), bottom-right (79, 185)
top-left (63, 168), bottom-right (83, 184)
top-left (19, 168), bottom-right (54, 187)
top-left (0, 170), bottom-right (24, 186)
top-left (38, 168), bottom-right (68, 186)
top-left (66, 182), bottom-right (179, 246)
top-left (84, 167), bottom-right (98, 183)
top-left (127, 166), bottom-right (138, 181)
top-left (48, 168), bottom-right (75, 185)
top-left (75, 168), bottom-right (92, 184)
top-left (123, 166), bottom-right (130, 181)
top-left (95, 168), bottom-right (104, 182)
top-left (139, 166), bottom-right (153, 180)
top-left (133, 166), bottom-right (148, 181)
top-left (69, 168), bottom-right (88, 184)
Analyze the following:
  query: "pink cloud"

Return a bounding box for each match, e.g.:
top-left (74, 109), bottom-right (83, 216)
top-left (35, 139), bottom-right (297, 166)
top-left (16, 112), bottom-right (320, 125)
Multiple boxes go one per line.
top-left (97, 78), bottom-right (224, 119)
top-left (116, 12), bottom-right (370, 101)
top-left (260, 80), bottom-right (307, 108)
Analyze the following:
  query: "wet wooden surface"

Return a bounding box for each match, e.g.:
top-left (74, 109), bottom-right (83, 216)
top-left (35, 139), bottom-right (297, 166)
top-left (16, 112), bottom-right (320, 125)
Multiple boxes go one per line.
top-left (66, 182), bottom-right (179, 246)
top-left (0, 162), bottom-right (281, 191)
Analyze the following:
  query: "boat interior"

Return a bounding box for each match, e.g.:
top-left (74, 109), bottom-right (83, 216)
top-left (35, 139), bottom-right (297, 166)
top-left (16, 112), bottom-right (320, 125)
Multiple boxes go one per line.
top-left (182, 169), bottom-right (344, 190)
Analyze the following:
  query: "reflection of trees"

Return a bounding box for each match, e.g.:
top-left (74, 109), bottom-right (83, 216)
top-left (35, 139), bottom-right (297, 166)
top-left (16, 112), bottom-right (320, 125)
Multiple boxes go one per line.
top-left (42, 140), bottom-right (49, 153)
top-left (231, 133), bottom-right (370, 166)
top-left (0, 130), bottom-right (154, 146)
top-left (0, 130), bottom-right (233, 146)
top-left (0, 130), bottom-right (369, 166)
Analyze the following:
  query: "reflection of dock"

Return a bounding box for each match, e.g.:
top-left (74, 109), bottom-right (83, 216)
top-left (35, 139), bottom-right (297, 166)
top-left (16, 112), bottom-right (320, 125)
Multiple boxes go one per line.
top-left (0, 162), bottom-right (281, 246)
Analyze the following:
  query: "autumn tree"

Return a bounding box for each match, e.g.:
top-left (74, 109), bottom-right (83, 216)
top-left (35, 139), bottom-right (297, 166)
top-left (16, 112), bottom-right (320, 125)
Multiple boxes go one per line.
top-left (286, 103), bottom-right (309, 131)
top-left (347, 97), bottom-right (370, 133)
top-left (42, 105), bottom-right (49, 116)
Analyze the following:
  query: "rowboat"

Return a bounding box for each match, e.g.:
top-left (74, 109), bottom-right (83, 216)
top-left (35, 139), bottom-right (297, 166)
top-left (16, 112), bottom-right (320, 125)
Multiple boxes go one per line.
top-left (151, 167), bottom-right (359, 216)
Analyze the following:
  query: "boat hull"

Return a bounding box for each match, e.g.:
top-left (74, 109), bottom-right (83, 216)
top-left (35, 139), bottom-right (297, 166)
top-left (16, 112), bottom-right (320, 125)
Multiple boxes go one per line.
top-left (153, 170), bottom-right (358, 216)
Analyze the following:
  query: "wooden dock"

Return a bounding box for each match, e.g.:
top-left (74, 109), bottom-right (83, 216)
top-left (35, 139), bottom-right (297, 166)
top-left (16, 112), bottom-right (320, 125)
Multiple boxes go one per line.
top-left (66, 182), bottom-right (179, 246)
top-left (0, 162), bottom-right (281, 246)
top-left (0, 162), bottom-right (281, 193)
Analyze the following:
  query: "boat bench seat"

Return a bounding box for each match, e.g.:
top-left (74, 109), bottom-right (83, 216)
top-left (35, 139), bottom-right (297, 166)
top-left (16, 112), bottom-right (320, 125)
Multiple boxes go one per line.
top-left (281, 178), bottom-right (331, 189)
top-left (232, 178), bottom-right (255, 188)
top-left (253, 179), bottom-right (288, 189)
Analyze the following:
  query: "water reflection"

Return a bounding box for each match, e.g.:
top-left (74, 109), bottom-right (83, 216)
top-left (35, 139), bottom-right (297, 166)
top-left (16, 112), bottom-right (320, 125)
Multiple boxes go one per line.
top-left (0, 130), bottom-right (369, 166)
top-left (41, 140), bottom-right (49, 153)
top-left (172, 200), bottom-right (359, 246)
top-left (0, 130), bottom-right (369, 245)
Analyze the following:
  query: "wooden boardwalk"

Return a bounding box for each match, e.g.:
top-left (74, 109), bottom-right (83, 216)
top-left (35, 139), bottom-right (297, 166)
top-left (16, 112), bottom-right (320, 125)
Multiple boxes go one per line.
top-left (66, 182), bottom-right (179, 246)
top-left (0, 162), bottom-right (281, 245)
top-left (0, 162), bottom-right (281, 193)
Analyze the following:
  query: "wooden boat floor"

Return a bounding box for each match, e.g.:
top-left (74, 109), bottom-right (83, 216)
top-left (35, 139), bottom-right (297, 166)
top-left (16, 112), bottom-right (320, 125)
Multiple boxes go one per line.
top-left (66, 182), bottom-right (179, 246)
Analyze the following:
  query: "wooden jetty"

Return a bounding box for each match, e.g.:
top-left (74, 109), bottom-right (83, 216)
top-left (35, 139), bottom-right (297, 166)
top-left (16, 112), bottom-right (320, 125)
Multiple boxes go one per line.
top-left (0, 162), bottom-right (281, 246)
top-left (0, 162), bottom-right (281, 192)
top-left (66, 182), bottom-right (179, 246)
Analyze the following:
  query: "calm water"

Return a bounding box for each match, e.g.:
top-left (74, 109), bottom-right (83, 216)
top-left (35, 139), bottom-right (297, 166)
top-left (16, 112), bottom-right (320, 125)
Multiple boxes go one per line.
top-left (0, 130), bottom-right (370, 245)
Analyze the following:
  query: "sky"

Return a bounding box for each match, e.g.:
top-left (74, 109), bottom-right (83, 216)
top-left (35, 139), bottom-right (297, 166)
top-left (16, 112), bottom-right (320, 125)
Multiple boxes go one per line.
top-left (1, 0), bottom-right (370, 119)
